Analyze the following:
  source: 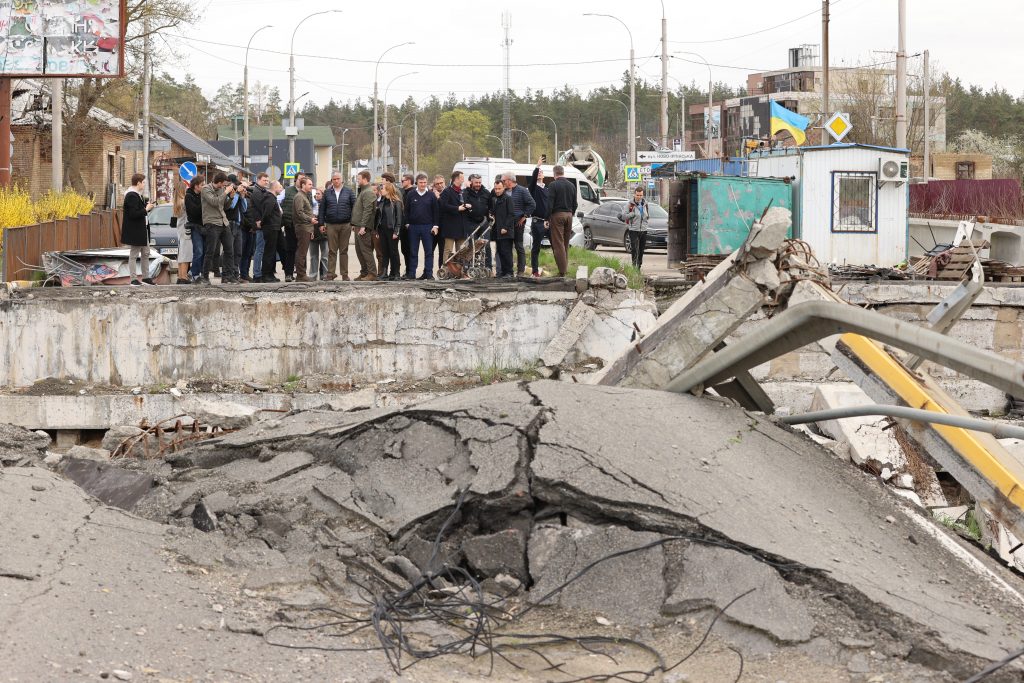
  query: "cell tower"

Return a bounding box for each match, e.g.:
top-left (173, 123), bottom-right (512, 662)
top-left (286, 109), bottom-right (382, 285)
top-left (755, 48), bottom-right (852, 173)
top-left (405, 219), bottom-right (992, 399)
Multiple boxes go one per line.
top-left (501, 11), bottom-right (512, 157)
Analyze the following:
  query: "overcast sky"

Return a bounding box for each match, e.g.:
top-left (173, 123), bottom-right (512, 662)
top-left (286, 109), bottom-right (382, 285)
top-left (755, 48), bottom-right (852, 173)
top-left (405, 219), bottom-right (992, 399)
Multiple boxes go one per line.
top-left (167, 0), bottom-right (1024, 109)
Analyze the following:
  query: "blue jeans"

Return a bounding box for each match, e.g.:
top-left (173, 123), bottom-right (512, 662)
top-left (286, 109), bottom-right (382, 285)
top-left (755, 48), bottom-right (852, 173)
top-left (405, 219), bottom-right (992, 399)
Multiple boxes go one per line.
top-left (408, 224), bottom-right (434, 278)
top-left (188, 223), bottom-right (204, 280)
top-left (252, 231), bottom-right (265, 279)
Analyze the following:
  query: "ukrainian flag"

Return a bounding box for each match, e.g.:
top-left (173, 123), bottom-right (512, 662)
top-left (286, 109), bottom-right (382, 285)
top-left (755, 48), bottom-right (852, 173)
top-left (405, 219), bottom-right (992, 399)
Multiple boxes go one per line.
top-left (770, 100), bottom-right (810, 146)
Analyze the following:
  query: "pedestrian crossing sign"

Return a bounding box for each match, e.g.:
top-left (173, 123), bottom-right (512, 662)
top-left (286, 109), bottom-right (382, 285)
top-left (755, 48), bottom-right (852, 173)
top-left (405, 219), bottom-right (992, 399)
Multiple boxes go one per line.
top-left (283, 162), bottom-right (300, 179)
top-left (624, 165), bottom-right (642, 182)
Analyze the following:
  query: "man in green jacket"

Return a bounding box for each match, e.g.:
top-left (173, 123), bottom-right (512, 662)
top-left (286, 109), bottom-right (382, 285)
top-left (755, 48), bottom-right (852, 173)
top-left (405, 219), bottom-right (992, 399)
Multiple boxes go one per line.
top-left (351, 170), bottom-right (378, 281)
top-left (292, 177), bottom-right (317, 281)
top-left (279, 173), bottom-right (305, 282)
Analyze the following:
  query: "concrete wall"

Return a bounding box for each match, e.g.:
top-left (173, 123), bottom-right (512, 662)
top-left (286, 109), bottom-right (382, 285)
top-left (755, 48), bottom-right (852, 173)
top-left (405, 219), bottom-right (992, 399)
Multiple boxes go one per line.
top-left (739, 282), bottom-right (1024, 413)
top-left (0, 285), bottom-right (656, 389)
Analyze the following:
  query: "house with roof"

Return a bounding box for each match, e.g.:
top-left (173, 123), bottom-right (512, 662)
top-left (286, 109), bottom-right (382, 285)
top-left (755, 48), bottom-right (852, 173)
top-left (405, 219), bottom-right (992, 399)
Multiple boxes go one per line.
top-left (9, 79), bottom-right (141, 208)
top-left (149, 114), bottom-right (249, 203)
top-left (214, 124), bottom-right (335, 186)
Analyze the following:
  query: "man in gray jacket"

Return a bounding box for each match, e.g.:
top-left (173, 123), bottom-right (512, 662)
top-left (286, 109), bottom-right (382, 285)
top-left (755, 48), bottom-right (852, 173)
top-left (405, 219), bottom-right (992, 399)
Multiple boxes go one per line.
top-left (200, 172), bottom-right (239, 284)
top-left (619, 187), bottom-right (650, 270)
top-left (351, 170), bottom-right (378, 281)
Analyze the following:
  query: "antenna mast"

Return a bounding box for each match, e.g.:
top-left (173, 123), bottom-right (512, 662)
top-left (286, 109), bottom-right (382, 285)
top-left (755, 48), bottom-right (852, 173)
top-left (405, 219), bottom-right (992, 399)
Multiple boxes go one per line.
top-left (502, 11), bottom-right (512, 158)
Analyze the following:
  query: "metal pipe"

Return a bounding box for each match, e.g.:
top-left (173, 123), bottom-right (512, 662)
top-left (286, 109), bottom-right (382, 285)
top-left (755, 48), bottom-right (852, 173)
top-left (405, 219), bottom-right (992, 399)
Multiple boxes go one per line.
top-left (666, 300), bottom-right (1024, 399)
top-left (781, 406), bottom-right (1024, 441)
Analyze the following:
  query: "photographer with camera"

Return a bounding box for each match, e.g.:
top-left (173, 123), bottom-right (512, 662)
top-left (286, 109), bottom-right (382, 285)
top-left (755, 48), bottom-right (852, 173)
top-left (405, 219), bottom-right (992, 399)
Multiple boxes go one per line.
top-left (122, 173), bottom-right (156, 286)
top-left (528, 156), bottom-right (550, 277)
top-left (200, 172), bottom-right (239, 284)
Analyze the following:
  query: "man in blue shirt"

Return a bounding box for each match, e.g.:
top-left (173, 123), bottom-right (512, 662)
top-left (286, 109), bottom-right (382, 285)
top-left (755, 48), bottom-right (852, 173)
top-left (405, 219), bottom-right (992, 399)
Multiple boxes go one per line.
top-left (500, 172), bottom-right (536, 277)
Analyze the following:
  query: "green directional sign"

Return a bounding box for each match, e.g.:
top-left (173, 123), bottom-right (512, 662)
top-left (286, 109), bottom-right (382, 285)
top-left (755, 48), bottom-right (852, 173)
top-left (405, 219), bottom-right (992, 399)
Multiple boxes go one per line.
top-left (283, 162), bottom-right (300, 179)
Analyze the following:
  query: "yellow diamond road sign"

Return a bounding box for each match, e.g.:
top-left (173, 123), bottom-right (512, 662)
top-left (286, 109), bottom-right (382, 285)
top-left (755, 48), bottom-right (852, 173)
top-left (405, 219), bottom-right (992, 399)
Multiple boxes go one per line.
top-left (826, 112), bottom-right (852, 142)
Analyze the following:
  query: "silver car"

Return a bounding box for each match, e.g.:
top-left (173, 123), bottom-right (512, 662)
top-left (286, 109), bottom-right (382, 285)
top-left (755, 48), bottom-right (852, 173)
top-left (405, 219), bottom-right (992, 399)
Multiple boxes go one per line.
top-left (580, 199), bottom-right (669, 252)
top-left (147, 204), bottom-right (178, 258)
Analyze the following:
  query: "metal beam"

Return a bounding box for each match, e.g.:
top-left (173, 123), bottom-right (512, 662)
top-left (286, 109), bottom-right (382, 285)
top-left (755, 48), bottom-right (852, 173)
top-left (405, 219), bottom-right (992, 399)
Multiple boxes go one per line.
top-left (666, 300), bottom-right (1024, 399)
top-left (781, 405), bottom-right (1024, 441)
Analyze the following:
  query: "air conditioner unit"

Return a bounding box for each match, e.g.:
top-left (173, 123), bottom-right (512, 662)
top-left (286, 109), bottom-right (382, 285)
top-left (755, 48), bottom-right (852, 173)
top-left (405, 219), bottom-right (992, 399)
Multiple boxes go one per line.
top-left (878, 158), bottom-right (909, 184)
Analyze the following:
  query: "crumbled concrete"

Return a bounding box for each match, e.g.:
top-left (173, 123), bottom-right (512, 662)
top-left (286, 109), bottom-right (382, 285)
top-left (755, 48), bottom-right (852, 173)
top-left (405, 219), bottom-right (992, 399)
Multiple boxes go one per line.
top-left (745, 208), bottom-right (793, 259)
top-left (57, 457), bottom-right (155, 510)
top-left (463, 529), bottom-right (528, 582)
top-left (0, 422), bottom-right (49, 464)
top-left (187, 399), bottom-right (259, 430)
top-left (65, 445), bottom-right (111, 462)
top-left (589, 267), bottom-right (617, 287)
top-left (101, 425), bottom-right (148, 458)
top-left (540, 301), bottom-right (596, 368)
top-left (809, 385), bottom-right (906, 468)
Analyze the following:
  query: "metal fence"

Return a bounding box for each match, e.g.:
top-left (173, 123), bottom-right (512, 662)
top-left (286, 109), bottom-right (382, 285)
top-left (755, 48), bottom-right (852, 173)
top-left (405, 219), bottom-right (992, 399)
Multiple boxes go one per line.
top-left (1, 210), bottom-right (122, 282)
top-left (910, 179), bottom-right (1024, 223)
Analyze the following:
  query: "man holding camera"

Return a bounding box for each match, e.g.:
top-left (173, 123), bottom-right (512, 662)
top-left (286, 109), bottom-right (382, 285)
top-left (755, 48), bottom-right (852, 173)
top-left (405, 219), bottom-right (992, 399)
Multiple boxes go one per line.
top-left (528, 157), bottom-right (550, 277)
top-left (200, 172), bottom-right (239, 284)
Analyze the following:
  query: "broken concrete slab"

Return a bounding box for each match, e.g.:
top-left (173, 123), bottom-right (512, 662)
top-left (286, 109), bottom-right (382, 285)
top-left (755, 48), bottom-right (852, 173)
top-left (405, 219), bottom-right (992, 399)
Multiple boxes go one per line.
top-left (65, 444), bottom-right (111, 462)
top-left (0, 422), bottom-right (50, 465)
top-left (809, 384), bottom-right (906, 468)
top-left (589, 267), bottom-right (616, 287)
top-left (744, 207), bottom-right (793, 259)
top-left (663, 543), bottom-right (815, 643)
top-left (186, 398), bottom-right (259, 430)
top-left (58, 457), bottom-right (156, 510)
top-left (100, 425), bottom-right (149, 458)
top-left (540, 300), bottom-right (596, 368)
top-left (463, 529), bottom-right (528, 582)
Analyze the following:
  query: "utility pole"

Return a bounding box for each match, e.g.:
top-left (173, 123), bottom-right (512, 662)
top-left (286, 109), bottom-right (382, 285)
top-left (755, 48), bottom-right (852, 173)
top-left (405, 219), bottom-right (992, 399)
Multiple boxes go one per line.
top-left (413, 115), bottom-right (418, 175)
top-left (923, 48), bottom-right (930, 181)
top-left (821, 0), bottom-right (830, 145)
top-left (51, 79), bottom-right (63, 190)
top-left (660, 1), bottom-right (669, 204)
top-left (502, 11), bottom-right (512, 158)
top-left (141, 14), bottom-right (152, 197)
top-left (0, 78), bottom-right (10, 188)
top-left (244, 25), bottom-right (272, 169)
top-left (895, 0), bottom-right (908, 150)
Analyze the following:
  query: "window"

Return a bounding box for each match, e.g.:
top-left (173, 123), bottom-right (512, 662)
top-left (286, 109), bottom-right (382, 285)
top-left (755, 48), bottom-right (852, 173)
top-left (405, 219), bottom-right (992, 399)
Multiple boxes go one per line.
top-left (118, 156), bottom-right (126, 186)
top-left (956, 161), bottom-right (976, 180)
top-left (831, 172), bottom-right (877, 233)
top-left (580, 183), bottom-right (597, 202)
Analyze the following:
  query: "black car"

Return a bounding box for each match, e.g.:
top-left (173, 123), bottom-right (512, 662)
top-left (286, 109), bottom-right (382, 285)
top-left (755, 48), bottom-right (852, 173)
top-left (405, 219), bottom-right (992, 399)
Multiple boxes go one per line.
top-left (148, 204), bottom-right (178, 258)
top-left (580, 199), bottom-right (669, 252)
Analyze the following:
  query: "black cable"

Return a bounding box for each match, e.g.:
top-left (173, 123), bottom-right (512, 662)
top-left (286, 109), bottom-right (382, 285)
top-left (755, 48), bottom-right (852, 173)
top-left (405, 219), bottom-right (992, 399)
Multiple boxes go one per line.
top-left (962, 645), bottom-right (1024, 683)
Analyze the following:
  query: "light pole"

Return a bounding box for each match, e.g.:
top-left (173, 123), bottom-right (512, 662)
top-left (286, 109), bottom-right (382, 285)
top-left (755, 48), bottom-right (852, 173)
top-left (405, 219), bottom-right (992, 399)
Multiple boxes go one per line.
top-left (244, 24), bottom-right (272, 167)
top-left (510, 128), bottom-right (530, 161)
top-left (397, 111), bottom-right (416, 172)
top-left (485, 134), bottom-right (505, 157)
top-left (601, 98), bottom-right (630, 162)
top-left (290, 10), bottom-right (340, 165)
top-left (532, 114), bottom-right (558, 162)
top-left (334, 128), bottom-right (348, 175)
top-left (382, 71), bottom-right (417, 172)
top-left (442, 140), bottom-right (466, 160)
top-left (373, 42), bottom-right (415, 175)
top-left (585, 13), bottom-right (635, 165)
top-left (675, 52), bottom-right (713, 158)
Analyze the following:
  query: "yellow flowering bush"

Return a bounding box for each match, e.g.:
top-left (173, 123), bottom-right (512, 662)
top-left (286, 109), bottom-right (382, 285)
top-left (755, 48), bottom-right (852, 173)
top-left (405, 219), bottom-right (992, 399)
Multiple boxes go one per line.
top-left (0, 187), bottom-right (94, 229)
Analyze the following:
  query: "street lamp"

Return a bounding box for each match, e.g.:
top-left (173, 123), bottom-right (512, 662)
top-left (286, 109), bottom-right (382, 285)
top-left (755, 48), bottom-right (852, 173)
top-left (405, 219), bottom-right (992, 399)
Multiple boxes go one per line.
top-left (373, 42), bottom-right (415, 174)
top-left (675, 52), bottom-right (713, 159)
top-left (485, 134), bottom-right (505, 157)
top-left (601, 98), bottom-right (631, 162)
top-left (510, 128), bottom-right (530, 161)
top-left (334, 128), bottom-right (348, 176)
top-left (532, 114), bottom-right (558, 162)
top-left (244, 24), bottom-right (272, 166)
top-left (396, 110), bottom-right (416, 172)
top-left (585, 13), bottom-right (635, 166)
top-left (441, 139), bottom-right (466, 160)
top-left (382, 71), bottom-right (417, 172)
top-left (290, 10), bottom-right (340, 167)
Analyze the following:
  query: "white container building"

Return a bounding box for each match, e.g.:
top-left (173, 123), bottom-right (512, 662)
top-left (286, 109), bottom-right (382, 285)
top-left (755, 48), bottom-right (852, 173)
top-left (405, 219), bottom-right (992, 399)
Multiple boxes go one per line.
top-left (750, 143), bottom-right (910, 266)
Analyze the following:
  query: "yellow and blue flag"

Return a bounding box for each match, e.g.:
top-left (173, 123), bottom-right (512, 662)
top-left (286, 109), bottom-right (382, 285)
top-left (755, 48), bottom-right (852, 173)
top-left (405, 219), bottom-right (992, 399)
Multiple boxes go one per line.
top-left (770, 100), bottom-right (810, 146)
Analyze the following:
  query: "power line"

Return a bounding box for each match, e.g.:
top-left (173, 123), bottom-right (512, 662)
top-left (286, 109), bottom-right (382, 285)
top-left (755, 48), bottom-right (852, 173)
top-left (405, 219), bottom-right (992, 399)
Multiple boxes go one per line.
top-left (669, 1), bottom-right (843, 44)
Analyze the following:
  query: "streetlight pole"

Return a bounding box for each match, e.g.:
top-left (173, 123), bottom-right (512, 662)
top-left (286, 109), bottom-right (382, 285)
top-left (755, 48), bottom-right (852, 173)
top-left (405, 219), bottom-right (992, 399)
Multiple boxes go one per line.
top-left (585, 13), bottom-right (634, 165)
top-left (382, 71), bottom-right (417, 172)
top-left (532, 114), bottom-right (557, 162)
top-left (601, 98), bottom-right (630, 164)
top-left (659, 0), bottom-right (668, 152)
top-left (373, 42), bottom-right (415, 175)
top-left (397, 111), bottom-right (416, 172)
top-left (442, 140), bottom-right (466, 160)
top-left (290, 10), bottom-right (340, 167)
top-left (485, 135), bottom-right (505, 157)
top-left (334, 128), bottom-right (348, 176)
top-left (244, 24), bottom-right (272, 167)
top-left (676, 52), bottom-right (713, 158)
top-left (510, 128), bottom-right (530, 161)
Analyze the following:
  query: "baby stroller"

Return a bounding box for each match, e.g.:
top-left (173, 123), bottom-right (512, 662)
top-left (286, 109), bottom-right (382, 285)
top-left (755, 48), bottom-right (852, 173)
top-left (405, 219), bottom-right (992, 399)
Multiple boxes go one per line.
top-left (437, 218), bottom-right (493, 280)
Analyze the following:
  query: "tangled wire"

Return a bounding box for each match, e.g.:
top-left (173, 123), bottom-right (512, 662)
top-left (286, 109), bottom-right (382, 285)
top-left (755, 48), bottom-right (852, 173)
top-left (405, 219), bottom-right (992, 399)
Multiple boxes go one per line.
top-left (263, 489), bottom-right (815, 682)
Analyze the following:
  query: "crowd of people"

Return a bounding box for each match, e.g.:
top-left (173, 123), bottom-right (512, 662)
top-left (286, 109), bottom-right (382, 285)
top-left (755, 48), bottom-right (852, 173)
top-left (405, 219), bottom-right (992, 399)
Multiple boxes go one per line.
top-left (122, 156), bottom-right (666, 285)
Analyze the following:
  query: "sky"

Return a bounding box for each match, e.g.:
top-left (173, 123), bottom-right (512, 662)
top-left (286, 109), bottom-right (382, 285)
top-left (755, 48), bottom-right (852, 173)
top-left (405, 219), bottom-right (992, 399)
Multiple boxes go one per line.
top-left (164, 0), bottom-right (1024, 109)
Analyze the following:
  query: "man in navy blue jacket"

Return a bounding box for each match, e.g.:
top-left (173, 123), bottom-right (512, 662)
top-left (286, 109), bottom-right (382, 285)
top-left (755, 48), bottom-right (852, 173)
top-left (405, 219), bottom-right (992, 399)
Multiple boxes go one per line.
top-left (501, 172), bottom-right (536, 276)
top-left (528, 159), bottom-right (550, 277)
top-left (403, 173), bottom-right (440, 279)
top-left (319, 171), bottom-right (356, 280)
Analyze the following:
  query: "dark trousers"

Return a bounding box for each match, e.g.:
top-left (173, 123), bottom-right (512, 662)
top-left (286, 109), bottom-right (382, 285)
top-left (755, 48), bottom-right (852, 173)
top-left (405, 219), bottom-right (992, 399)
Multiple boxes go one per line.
top-left (431, 233), bottom-right (443, 270)
top-left (279, 224), bottom-right (297, 278)
top-left (408, 224), bottom-right (433, 278)
top-left (628, 230), bottom-right (647, 269)
top-left (188, 223), bottom-right (204, 280)
top-left (231, 222), bottom-right (244, 275)
top-left (496, 238), bottom-right (515, 277)
top-left (399, 225), bottom-right (411, 276)
top-left (202, 223), bottom-right (235, 279)
top-left (261, 227), bottom-right (281, 280)
top-left (239, 229), bottom-right (258, 279)
top-left (377, 226), bottom-right (400, 278)
top-left (530, 217), bottom-right (547, 274)
top-left (294, 229), bottom-right (313, 279)
top-left (514, 222), bottom-right (527, 274)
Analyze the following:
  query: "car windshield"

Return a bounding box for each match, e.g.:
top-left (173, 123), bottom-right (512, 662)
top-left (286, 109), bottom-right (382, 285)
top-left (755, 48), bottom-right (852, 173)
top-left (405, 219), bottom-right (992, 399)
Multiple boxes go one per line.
top-left (149, 204), bottom-right (172, 226)
top-left (648, 204), bottom-right (668, 219)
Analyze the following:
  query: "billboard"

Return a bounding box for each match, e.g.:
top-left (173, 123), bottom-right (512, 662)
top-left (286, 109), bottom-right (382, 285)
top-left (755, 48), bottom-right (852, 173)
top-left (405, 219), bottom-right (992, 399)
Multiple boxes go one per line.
top-left (0, 0), bottom-right (125, 78)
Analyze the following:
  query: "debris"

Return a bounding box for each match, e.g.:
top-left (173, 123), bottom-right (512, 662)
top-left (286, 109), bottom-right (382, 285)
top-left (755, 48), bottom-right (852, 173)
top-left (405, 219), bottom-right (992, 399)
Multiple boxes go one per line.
top-left (169, 387), bottom-right (183, 398)
top-left (809, 385), bottom-right (906, 469)
top-left (111, 670), bottom-right (132, 681)
top-left (191, 500), bottom-right (218, 532)
top-left (575, 266), bottom-right (589, 293)
top-left (540, 300), bottom-right (596, 369)
top-left (0, 423), bottom-right (50, 465)
top-left (65, 445), bottom-right (111, 462)
top-left (58, 458), bottom-right (155, 510)
top-left (186, 399), bottom-right (258, 430)
top-left (462, 529), bottom-right (528, 582)
top-left (101, 426), bottom-right (148, 459)
top-left (589, 266), bottom-right (617, 287)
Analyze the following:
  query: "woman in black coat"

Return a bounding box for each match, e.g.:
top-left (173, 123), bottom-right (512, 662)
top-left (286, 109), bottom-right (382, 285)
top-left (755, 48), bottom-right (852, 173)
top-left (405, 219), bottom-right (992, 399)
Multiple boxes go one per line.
top-left (121, 173), bottom-right (155, 286)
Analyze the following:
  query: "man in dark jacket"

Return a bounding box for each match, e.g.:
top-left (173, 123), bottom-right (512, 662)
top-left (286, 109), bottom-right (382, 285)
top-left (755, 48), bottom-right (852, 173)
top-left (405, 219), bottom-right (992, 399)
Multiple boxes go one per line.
top-left (501, 172), bottom-right (536, 276)
top-left (278, 173), bottom-right (304, 282)
top-left (251, 173), bottom-right (283, 282)
top-left (398, 173), bottom-right (415, 274)
top-left (489, 180), bottom-right (516, 278)
top-left (403, 173), bottom-right (440, 280)
top-left (527, 159), bottom-right (550, 277)
top-left (462, 174), bottom-right (492, 271)
top-left (438, 171), bottom-right (470, 266)
top-left (319, 171), bottom-right (356, 280)
top-left (546, 164), bottom-right (579, 278)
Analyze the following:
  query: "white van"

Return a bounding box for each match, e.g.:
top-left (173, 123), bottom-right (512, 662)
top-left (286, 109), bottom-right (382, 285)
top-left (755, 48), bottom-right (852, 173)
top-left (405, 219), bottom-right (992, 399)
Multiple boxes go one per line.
top-left (452, 157), bottom-right (602, 216)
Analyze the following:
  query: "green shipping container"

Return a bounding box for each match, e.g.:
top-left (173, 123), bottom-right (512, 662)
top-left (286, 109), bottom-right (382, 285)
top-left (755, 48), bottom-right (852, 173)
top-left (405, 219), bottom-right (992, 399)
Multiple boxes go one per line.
top-left (685, 175), bottom-right (793, 255)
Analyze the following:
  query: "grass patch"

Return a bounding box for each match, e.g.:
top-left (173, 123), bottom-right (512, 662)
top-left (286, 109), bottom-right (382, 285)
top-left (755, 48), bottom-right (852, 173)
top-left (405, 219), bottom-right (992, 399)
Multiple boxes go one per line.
top-left (936, 508), bottom-right (983, 542)
top-left (538, 247), bottom-right (644, 289)
top-left (476, 363), bottom-right (541, 385)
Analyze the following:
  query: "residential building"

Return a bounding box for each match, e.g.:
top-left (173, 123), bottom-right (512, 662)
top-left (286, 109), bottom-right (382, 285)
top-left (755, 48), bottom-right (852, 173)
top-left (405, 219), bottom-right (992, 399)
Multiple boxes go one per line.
top-left (149, 115), bottom-right (248, 203)
top-left (927, 152), bottom-right (993, 181)
top-left (215, 124), bottom-right (335, 187)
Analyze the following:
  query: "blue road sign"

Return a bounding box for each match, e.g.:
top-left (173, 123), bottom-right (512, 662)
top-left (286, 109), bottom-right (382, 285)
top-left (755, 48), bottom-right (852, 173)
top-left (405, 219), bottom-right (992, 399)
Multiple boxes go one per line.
top-left (283, 162), bottom-right (300, 179)
top-left (179, 162), bottom-right (198, 182)
top-left (624, 165), bottom-right (641, 182)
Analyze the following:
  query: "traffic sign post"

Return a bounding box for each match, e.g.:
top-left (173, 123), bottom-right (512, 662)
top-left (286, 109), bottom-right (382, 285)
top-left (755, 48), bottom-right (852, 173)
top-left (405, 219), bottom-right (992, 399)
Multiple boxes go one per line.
top-left (826, 113), bottom-right (853, 143)
top-left (636, 150), bottom-right (696, 163)
top-left (178, 161), bottom-right (198, 182)
top-left (283, 162), bottom-right (300, 179)
top-left (266, 165), bottom-right (282, 183)
top-left (624, 165), bottom-right (642, 182)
